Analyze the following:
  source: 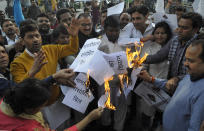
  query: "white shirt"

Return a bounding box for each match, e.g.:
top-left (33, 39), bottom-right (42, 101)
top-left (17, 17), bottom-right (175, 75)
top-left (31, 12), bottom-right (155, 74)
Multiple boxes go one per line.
top-left (98, 34), bottom-right (125, 54)
top-left (118, 22), bottom-right (154, 45)
top-left (6, 35), bottom-right (19, 45)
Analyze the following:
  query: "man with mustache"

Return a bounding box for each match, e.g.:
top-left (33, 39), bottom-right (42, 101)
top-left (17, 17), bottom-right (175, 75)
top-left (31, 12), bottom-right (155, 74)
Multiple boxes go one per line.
top-left (10, 19), bottom-right (79, 105)
top-left (0, 42), bottom-right (77, 98)
top-left (1, 19), bottom-right (20, 51)
top-left (145, 12), bottom-right (202, 92)
top-left (139, 38), bottom-right (204, 131)
top-left (77, 13), bottom-right (98, 49)
top-left (36, 13), bottom-right (53, 45)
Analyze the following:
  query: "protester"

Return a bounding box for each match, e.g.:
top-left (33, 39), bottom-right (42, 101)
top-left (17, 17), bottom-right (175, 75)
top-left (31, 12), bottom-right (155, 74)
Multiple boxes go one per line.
top-left (139, 39), bottom-right (204, 131)
top-left (119, 6), bottom-right (154, 45)
top-left (77, 13), bottom-right (98, 49)
top-left (56, 8), bottom-right (72, 26)
top-left (98, 15), bottom-right (127, 131)
top-left (139, 21), bottom-right (173, 130)
top-left (145, 12), bottom-right (203, 93)
top-left (27, 0), bottom-right (41, 20)
top-left (52, 24), bottom-right (75, 68)
top-left (10, 19), bottom-right (79, 104)
top-left (0, 78), bottom-right (104, 130)
top-left (120, 12), bottom-right (131, 30)
top-left (36, 13), bottom-right (53, 45)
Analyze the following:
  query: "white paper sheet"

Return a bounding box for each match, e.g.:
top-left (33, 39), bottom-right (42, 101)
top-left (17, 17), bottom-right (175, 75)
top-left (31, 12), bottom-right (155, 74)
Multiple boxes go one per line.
top-left (153, 13), bottom-right (178, 30)
top-left (62, 87), bottom-right (94, 113)
top-left (107, 2), bottom-right (124, 16)
top-left (98, 94), bottom-right (108, 108)
top-left (70, 38), bottom-right (101, 72)
top-left (88, 51), bottom-right (115, 85)
top-left (134, 81), bottom-right (170, 109)
top-left (102, 51), bottom-right (128, 75)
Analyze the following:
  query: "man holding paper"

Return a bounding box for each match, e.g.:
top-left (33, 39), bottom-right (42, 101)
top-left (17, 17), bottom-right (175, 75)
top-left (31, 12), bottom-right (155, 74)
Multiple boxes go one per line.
top-left (98, 15), bottom-right (127, 131)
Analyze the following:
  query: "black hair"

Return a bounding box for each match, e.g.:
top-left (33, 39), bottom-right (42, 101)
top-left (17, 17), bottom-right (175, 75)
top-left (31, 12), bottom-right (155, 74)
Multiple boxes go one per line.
top-left (77, 13), bottom-right (91, 20)
top-left (152, 21), bottom-right (172, 44)
top-left (0, 42), bottom-right (6, 50)
top-left (104, 15), bottom-right (120, 29)
top-left (175, 6), bottom-right (186, 12)
top-left (36, 13), bottom-right (50, 21)
top-left (1, 19), bottom-right (12, 29)
top-left (180, 12), bottom-right (203, 30)
top-left (127, 5), bottom-right (149, 17)
top-left (56, 8), bottom-right (70, 22)
top-left (19, 19), bottom-right (38, 38)
top-left (52, 24), bottom-right (69, 42)
top-left (191, 39), bottom-right (204, 62)
top-left (4, 78), bottom-right (51, 115)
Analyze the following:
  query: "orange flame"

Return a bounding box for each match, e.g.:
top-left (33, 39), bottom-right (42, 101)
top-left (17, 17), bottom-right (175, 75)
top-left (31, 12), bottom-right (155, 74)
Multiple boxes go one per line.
top-left (85, 70), bottom-right (91, 97)
top-left (104, 77), bottom-right (116, 110)
top-left (126, 41), bottom-right (148, 68)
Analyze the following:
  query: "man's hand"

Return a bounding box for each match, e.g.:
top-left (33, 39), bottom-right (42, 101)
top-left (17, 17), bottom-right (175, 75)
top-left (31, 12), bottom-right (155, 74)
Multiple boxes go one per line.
top-left (165, 77), bottom-right (179, 92)
top-left (52, 68), bottom-right (76, 87)
top-left (29, 50), bottom-right (47, 77)
top-left (66, 18), bottom-right (80, 37)
top-left (138, 70), bottom-right (152, 83)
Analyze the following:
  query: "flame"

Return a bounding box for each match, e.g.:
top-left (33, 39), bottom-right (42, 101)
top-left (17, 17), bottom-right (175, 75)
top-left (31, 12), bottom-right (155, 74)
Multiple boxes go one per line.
top-left (85, 70), bottom-right (90, 87)
top-left (126, 41), bottom-right (148, 68)
top-left (104, 77), bottom-right (116, 110)
top-left (85, 70), bottom-right (90, 96)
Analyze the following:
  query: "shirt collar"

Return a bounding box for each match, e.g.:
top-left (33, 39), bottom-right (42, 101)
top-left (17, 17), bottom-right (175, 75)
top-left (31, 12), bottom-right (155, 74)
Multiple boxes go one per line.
top-left (6, 35), bottom-right (19, 45)
top-left (25, 48), bottom-right (35, 58)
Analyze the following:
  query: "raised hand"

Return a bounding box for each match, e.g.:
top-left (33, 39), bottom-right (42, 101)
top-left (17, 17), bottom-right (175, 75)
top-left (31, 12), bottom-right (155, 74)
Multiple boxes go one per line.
top-left (29, 50), bottom-right (47, 77)
top-left (66, 18), bottom-right (80, 37)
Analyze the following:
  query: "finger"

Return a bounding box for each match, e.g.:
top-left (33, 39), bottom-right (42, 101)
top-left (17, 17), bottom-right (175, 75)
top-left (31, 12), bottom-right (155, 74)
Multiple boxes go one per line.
top-left (40, 61), bottom-right (48, 67)
top-left (66, 80), bottom-right (76, 87)
top-left (65, 68), bottom-right (74, 73)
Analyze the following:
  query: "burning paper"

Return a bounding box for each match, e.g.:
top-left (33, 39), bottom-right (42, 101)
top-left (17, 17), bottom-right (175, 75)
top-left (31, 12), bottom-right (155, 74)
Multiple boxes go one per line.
top-left (126, 41), bottom-right (148, 68)
top-left (104, 77), bottom-right (116, 110)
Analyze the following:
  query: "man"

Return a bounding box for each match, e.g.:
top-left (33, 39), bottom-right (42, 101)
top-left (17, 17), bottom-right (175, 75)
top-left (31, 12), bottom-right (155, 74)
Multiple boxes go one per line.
top-left (1, 19), bottom-right (19, 51)
top-left (36, 13), bottom-right (52, 45)
top-left (77, 13), bottom-right (98, 48)
top-left (27, 0), bottom-right (41, 20)
top-left (0, 10), bottom-right (5, 36)
top-left (56, 8), bottom-right (72, 26)
top-left (119, 6), bottom-right (154, 45)
top-left (139, 39), bottom-right (204, 131)
top-left (175, 6), bottom-right (186, 21)
top-left (10, 19), bottom-right (79, 104)
top-left (120, 12), bottom-right (131, 30)
top-left (0, 42), bottom-right (75, 97)
top-left (98, 15), bottom-right (127, 131)
top-left (145, 12), bottom-right (203, 91)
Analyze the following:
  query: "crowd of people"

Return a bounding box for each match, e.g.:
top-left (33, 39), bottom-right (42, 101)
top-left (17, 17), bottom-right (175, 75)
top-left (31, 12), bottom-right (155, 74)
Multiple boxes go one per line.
top-left (0, 0), bottom-right (204, 131)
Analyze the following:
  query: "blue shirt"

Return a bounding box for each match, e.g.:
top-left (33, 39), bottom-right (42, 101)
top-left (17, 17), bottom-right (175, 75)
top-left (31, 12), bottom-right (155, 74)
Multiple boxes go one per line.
top-left (155, 75), bottom-right (204, 131)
